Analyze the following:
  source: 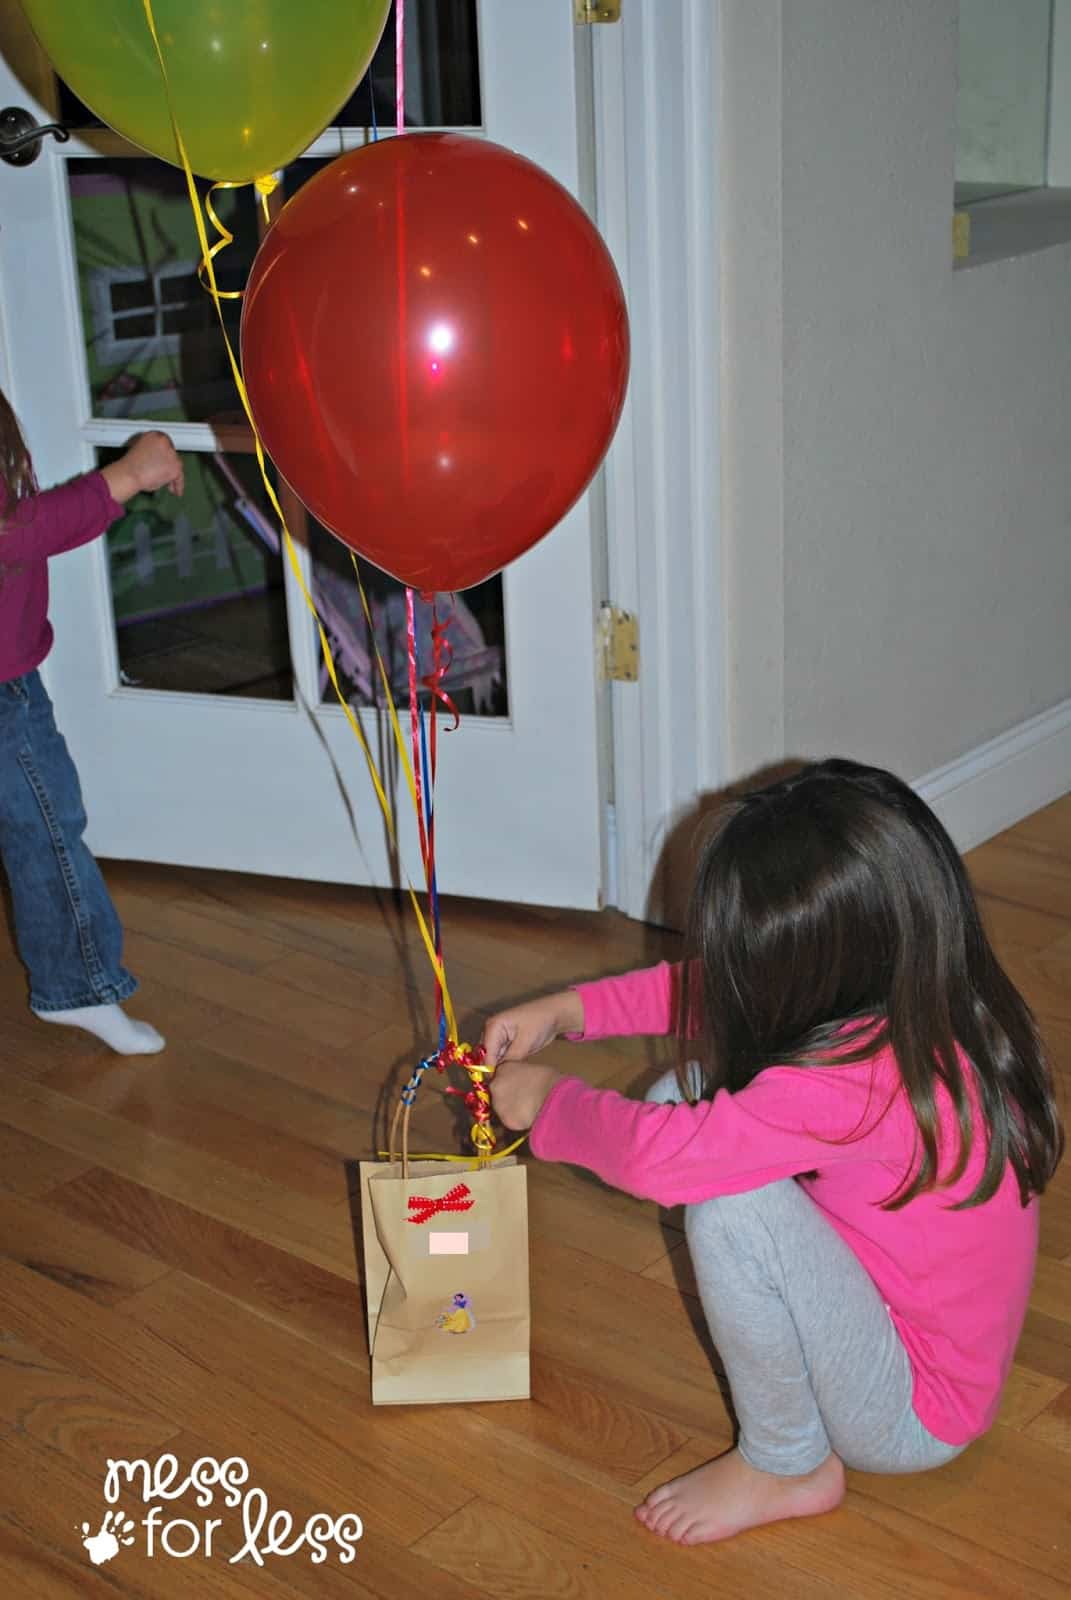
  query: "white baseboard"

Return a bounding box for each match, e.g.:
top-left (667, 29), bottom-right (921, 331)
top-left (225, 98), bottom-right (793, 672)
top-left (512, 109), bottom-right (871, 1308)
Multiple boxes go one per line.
top-left (915, 697), bottom-right (1071, 854)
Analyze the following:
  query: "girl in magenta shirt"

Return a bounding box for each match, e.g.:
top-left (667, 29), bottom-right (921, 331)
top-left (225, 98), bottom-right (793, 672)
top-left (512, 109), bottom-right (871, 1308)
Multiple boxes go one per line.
top-left (483, 759), bottom-right (1063, 1546)
top-left (0, 389), bottom-right (182, 1054)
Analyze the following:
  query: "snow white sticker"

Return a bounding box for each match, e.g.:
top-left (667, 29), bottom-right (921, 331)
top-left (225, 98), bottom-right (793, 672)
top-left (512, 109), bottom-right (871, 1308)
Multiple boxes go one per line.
top-left (436, 1292), bottom-right (476, 1334)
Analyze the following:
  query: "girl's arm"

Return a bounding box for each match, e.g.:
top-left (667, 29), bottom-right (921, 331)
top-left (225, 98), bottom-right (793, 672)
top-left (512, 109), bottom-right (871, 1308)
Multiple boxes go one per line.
top-left (481, 960), bottom-right (683, 1064)
top-left (515, 1066), bottom-right (887, 1208)
top-left (0, 432), bottom-right (182, 563)
top-left (569, 960), bottom-right (684, 1041)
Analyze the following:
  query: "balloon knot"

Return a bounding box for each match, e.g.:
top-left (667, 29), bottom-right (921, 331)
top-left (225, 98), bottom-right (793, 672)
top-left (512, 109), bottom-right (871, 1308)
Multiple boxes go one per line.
top-left (254, 173), bottom-right (279, 197)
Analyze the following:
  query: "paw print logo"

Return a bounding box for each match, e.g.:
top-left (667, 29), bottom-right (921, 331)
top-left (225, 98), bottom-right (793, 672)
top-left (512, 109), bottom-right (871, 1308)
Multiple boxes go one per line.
top-left (81, 1510), bottom-right (136, 1565)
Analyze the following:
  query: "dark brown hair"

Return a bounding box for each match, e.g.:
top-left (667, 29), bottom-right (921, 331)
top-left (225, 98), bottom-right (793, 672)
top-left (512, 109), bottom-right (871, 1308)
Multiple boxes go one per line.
top-left (0, 388), bottom-right (37, 505)
top-left (678, 758), bottom-right (1063, 1208)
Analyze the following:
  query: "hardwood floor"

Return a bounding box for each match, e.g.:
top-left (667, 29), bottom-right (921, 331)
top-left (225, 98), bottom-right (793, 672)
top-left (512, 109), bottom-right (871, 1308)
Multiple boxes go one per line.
top-left (0, 798), bottom-right (1068, 1597)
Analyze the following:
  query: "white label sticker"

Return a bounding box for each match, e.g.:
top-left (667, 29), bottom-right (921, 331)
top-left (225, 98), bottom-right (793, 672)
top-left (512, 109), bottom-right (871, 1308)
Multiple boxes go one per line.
top-left (429, 1232), bottom-right (470, 1256)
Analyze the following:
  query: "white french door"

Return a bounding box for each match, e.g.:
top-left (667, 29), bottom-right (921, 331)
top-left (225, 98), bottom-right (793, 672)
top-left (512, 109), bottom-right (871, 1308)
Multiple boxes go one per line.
top-left (0, 2), bottom-right (613, 909)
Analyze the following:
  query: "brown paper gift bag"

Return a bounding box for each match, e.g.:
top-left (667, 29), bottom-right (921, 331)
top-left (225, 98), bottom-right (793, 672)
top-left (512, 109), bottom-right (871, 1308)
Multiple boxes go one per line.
top-left (359, 1122), bottom-right (530, 1405)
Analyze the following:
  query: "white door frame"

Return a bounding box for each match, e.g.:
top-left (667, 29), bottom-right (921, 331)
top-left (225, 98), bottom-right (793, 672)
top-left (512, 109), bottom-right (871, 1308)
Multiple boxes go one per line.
top-left (591, 0), bottom-right (723, 923)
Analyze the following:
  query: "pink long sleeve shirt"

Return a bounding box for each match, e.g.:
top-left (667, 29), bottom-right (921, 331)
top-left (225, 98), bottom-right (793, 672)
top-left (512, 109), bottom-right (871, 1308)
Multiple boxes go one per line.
top-left (529, 961), bottom-right (1039, 1445)
top-left (0, 473), bottom-right (124, 682)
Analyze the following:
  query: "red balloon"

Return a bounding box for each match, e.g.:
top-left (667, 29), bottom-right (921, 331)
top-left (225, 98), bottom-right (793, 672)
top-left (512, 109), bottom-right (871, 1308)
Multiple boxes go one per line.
top-left (241, 134), bottom-right (629, 591)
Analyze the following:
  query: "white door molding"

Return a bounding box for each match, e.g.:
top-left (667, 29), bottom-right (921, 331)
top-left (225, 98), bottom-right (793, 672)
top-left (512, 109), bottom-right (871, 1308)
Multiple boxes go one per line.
top-left (592, 0), bottom-right (723, 924)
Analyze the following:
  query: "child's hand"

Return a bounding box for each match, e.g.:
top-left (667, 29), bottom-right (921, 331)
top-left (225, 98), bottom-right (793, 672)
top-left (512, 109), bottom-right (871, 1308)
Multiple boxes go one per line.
top-left (490, 1061), bottom-right (561, 1130)
top-left (101, 432), bottom-right (184, 503)
top-left (481, 989), bottom-right (585, 1065)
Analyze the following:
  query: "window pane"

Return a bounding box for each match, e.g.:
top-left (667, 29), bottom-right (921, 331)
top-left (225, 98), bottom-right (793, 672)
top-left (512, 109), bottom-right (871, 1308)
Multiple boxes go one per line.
top-left (308, 522), bottom-right (508, 719)
top-left (102, 447), bottom-right (293, 700)
top-left (110, 278), bottom-right (152, 313)
top-left (956, 0), bottom-right (1053, 202)
top-left (55, 0), bottom-right (479, 133)
top-left (333, 0), bottom-right (480, 128)
top-left (69, 159), bottom-right (253, 425)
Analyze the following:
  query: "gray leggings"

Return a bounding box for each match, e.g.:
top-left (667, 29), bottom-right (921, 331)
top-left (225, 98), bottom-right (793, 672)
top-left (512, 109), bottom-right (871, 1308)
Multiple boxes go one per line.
top-left (647, 1069), bottom-right (967, 1477)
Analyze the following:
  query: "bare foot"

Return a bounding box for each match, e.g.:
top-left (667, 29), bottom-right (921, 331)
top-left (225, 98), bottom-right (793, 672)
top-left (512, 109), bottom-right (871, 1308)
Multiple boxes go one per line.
top-left (635, 1447), bottom-right (845, 1545)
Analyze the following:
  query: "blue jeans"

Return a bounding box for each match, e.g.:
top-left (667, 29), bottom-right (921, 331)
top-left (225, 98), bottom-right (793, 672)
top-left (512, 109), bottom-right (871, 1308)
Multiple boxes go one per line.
top-left (0, 670), bottom-right (135, 1011)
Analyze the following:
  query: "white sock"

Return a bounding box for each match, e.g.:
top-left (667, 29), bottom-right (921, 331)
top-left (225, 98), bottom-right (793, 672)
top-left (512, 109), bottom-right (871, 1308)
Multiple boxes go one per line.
top-left (32, 1003), bottom-right (165, 1056)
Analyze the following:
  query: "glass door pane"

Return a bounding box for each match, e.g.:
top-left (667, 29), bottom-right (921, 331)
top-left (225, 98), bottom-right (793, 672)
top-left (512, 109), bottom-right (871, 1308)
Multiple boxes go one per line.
top-left (69, 158), bottom-right (251, 425)
top-left (57, 1), bottom-right (480, 132)
top-left (101, 445), bottom-right (292, 698)
top-left (308, 525), bottom-right (508, 717)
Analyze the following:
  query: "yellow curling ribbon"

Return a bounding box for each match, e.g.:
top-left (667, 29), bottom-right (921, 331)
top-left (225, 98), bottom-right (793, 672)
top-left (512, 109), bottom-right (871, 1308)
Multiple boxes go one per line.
top-left (196, 177), bottom-right (278, 298)
top-left (141, 0), bottom-right (460, 1042)
top-left (376, 1136), bottom-right (527, 1166)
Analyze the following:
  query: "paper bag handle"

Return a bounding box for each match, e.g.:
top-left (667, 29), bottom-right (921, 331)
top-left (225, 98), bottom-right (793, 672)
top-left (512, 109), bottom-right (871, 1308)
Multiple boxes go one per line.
top-left (387, 1094), bottom-right (415, 1178)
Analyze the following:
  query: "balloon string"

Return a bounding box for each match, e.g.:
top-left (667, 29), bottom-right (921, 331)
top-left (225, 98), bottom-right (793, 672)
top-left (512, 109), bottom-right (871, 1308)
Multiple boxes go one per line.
top-left (140, 0), bottom-right (459, 1042)
top-left (418, 672), bottom-right (446, 1051)
top-left (403, 588), bottom-right (432, 902)
top-left (396, 0), bottom-right (406, 134)
top-left (406, 593), bottom-right (438, 1047)
top-left (406, 589), bottom-right (430, 871)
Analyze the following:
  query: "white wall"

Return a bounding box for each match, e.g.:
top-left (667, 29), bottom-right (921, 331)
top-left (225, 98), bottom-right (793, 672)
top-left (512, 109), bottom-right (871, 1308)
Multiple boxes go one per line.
top-left (722, 0), bottom-right (1071, 792)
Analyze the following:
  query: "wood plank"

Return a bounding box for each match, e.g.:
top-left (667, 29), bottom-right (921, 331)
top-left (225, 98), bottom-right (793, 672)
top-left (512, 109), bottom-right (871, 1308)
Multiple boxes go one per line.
top-left (47, 1170), bottom-right (364, 1362)
top-left (39, 1047), bottom-right (362, 1208)
top-left (850, 1426), bottom-right (1071, 1583)
top-left (112, 887), bottom-right (301, 975)
top-left (411, 1498), bottom-right (669, 1600)
top-left (0, 1330), bottom-right (179, 1463)
top-left (0, 1075), bottom-right (354, 1276)
top-left (0, 1124), bottom-right (92, 1199)
top-left (968, 837), bottom-right (1071, 921)
top-left (0, 1257), bottom-right (462, 1546)
top-left (122, 932), bottom-right (391, 1049)
top-left (0, 1432), bottom-right (321, 1600)
top-left (0, 1189), bottom-right (169, 1308)
top-left (0, 1517), bottom-right (128, 1600)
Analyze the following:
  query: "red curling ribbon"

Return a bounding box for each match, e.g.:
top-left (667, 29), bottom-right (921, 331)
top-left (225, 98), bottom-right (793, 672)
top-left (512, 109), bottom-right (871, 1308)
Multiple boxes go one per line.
top-left (431, 1041), bottom-right (496, 1154)
top-left (420, 602), bottom-right (461, 733)
top-left (434, 1042), bottom-right (486, 1071)
top-left (444, 1085), bottom-right (491, 1122)
top-left (406, 1182), bottom-right (474, 1225)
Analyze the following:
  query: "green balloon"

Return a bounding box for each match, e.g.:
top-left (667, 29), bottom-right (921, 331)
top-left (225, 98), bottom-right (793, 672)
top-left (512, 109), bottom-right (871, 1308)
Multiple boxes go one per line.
top-left (20, 0), bottom-right (391, 182)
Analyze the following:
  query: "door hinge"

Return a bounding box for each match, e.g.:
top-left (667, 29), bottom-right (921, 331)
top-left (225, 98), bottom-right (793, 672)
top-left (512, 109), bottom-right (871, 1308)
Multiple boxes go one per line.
top-left (597, 605), bottom-right (639, 682)
top-left (575, 0), bottom-right (621, 23)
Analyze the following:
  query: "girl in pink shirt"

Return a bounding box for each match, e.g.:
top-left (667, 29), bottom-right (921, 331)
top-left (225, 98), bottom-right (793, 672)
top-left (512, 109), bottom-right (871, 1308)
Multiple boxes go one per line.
top-left (482, 759), bottom-right (1063, 1546)
top-left (0, 389), bottom-right (183, 1054)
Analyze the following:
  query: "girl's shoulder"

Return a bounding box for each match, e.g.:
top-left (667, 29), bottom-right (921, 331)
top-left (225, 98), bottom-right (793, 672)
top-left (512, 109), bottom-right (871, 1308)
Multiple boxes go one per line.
top-left (743, 1045), bottom-right (907, 1135)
